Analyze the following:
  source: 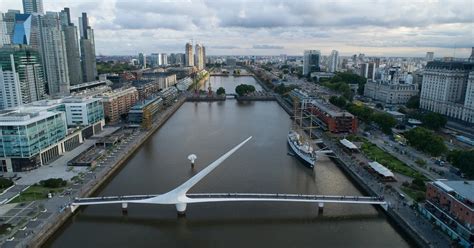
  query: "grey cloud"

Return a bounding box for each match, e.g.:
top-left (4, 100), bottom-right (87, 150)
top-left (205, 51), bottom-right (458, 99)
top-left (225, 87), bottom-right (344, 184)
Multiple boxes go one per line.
top-left (210, 45), bottom-right (241, 49)
top-left (253, 44), bottom-right (284, 49)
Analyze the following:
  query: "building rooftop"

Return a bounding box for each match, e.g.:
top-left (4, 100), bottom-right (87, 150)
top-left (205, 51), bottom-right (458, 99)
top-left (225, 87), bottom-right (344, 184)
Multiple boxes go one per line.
top-left (130, 95), bottom-right (163, 111)
top-left (425, 61), bottom-right (474, 71)
top-left (0, 107), bottom-right (61, 126)
top-left (62, 96), bottom-right (102, 104)
top-left (435, 180), bottom-right (474, 203)
top-left (386, 110), bottom-right (405, 117)
top-left (309, 99), bottom-right (354, 118)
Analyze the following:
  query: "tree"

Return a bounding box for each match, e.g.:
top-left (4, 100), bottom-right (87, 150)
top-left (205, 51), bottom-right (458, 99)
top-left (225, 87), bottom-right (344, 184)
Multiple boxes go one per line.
top-left (329, 96), bottom-right (347, 109)
top-left (216, 87), bottom-right (226, 96)
top-left (0, 178), bottom-right (13, 189)
top-left (406, 96), bottom-right (420, 109)
top-left (235, 84), bottom-right (256, 96)
top-left (422, 112), bottom-right (447, 130)
top-left (370, 112), bottom-right (397, 134)
top-left (346, 104), bottom-right (373, 122)
top-left (274, 83), bottom-right (296, 95)
top-left (447, 150), bottom-right (474, 179)
top-left (39, 178), bottom-right (67, 188)
top-left (404, 127), bottom-right (447, 156)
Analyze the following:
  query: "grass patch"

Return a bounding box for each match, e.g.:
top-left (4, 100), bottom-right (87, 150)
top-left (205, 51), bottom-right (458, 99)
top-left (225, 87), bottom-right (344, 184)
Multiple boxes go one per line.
top-left (360, 141), bottom-right (426, 179)
top-left (0, 223), bottom-right (13, 235)
top-left (10, 186), bottom-right (65, 203)
top-left (402, 187), bottom-right (426, 202)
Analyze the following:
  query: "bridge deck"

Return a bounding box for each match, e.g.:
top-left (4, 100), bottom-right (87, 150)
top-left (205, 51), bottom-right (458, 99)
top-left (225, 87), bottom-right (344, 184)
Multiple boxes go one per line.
top-left (73, 193), bottom-right (385, 205)
top-left (186, 193), bottom-right (385, 204)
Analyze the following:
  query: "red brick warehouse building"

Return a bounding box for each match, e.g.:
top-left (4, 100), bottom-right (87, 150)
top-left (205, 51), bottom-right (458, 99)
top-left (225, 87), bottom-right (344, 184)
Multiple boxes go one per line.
top-left (306, 99), bottom-right (358, 133)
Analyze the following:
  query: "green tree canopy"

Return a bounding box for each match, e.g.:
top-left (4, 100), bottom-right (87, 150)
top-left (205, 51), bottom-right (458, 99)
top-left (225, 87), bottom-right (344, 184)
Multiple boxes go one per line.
top-left (404, 127), bottom-right (447, 156)
top-left (0, 178), bottom-right (13, 189)
top-left (329, 96), bottom-right (348, 109)
top-left (346, 104), bottom-right (374, 122)
top-left (216, 87), bottom-right (226, 96)
top-left (370, 112), bottom-right (397, 134)
top-left (39, 178), bottom-right (67, 188)
top-left (235, 84), bottom-right (256, 96)
top-left (406, 96), bottom-right (420, 109)
top-left (274, 83), bottom-right (296, 95)
top-left (421, 112), bottom-right (447, 130)
top-left (447, 150), bottom-right (474, 179)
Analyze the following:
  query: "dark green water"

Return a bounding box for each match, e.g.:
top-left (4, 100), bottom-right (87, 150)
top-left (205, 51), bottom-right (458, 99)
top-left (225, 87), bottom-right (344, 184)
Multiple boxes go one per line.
top-left (46, 76), bottom-right (410, 248)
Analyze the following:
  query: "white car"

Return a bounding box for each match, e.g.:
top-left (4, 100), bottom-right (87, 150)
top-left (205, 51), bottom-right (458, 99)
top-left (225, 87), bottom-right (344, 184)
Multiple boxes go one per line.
top-left (6, 237), bottom-right (14, 241)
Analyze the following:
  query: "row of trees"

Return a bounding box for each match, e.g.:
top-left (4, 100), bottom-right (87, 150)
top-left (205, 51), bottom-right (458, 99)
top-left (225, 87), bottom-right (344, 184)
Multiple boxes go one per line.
top-left (39, 178), bottom-right (67, 188)
top-left (404, 127), bottom-right (447, 156)
top-left (329, 96), bottom-right (348, 108)
top-left (97, 61), bottom-right (137, 74)
top-left (447, 150), bottom-right (474, 179)
top-left (274, 83), bottom-right (297, 95)
top-left (321, 72), bottom-right (366, 96)
top-left (322, 81), bottom-right (353, 100)
top-left (235, 84), bottom-right (256, 96)
top-left (329, 96), bottom-right (397, 134)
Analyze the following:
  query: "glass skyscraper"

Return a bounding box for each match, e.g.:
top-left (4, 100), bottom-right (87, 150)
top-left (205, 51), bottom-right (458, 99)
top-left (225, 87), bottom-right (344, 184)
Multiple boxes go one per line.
top-left (12, 14), bottom-right (32, 45)
top-left (0, 45), bottom-right (46, 104)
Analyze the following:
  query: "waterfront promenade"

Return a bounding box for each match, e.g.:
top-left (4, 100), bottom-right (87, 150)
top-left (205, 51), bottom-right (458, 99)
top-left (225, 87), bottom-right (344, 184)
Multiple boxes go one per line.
top-left (3, 96), bottom-right (187, 248)
top-left (249, 71), bottom-right (452, 248)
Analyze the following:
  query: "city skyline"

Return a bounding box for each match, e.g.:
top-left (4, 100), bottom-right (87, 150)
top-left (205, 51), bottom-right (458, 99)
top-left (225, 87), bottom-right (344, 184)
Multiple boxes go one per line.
top-left (0, 0), bottom-right (472, 57)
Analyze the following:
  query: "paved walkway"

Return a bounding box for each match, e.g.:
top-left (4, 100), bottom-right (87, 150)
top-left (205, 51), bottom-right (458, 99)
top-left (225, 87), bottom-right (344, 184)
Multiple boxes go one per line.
top-left (2, 97), bottom-right (186, 247)
top-left (14, 141), bottom-right (94, 186)
top-left (317, 130), bottom-right (451, 248)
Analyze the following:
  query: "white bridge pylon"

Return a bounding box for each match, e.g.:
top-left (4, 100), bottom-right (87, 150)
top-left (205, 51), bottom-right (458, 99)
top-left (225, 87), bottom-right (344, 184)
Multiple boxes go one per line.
top-left (71, 136), bottom-right (388, 215)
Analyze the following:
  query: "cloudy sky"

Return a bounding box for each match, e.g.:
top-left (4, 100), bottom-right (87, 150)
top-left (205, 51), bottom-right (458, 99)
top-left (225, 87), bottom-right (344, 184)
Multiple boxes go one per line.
top-left (1, 0), bottom-right (473, 57)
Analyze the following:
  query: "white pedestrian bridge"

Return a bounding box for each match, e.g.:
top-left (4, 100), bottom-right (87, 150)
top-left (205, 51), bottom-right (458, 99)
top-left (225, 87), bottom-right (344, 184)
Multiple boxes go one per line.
top-left (71, 137), bottom-right (388, 215)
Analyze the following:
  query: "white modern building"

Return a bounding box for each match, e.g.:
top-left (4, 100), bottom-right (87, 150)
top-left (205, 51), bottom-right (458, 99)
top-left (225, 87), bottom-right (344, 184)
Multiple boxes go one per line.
top-left (62, 96), bottom-right (105, 127)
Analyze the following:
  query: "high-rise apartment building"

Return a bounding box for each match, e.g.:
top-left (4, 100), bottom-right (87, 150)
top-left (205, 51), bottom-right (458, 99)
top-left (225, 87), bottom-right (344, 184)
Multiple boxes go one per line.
top-left (0, 57), bottom-right (22, 109)
top-left (138, 52), bottom-right (146, 69)
top-left (161, 53), bottom-right (168, 66)
top-left (328, 50), bottom-right (339, 73)
top-left (39, 11), bottom-right (70, 96)
top-left (60, 8), bottom-right (82, 85)
top-left (303, 50), bottom-right (320, 76)
top-left (79, 13), bottom-right (97, 82)
top-left (2, 10), bottom-right (20, 45)
top-left (185, 42), bottom-right (194, 67)
top-left (0, 13), bottom-right (11, 47)
top-left (0, 45), bottom-right (46, 104)
top-left (195, 43), bottom-right (204, 70)
top-left (360, 62), bottom-right (376, 80)
top-left (22, 0), bottom-right (44, 15)
top-left (426, 52), bottom-right (434, 61)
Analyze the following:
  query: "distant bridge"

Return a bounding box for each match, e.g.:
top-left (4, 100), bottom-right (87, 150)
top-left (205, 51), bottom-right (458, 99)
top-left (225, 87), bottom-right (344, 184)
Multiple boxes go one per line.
top-left (72, 137), bottom-right (388, 215)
